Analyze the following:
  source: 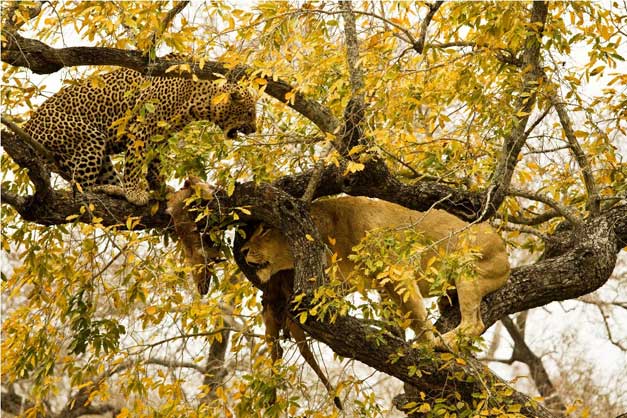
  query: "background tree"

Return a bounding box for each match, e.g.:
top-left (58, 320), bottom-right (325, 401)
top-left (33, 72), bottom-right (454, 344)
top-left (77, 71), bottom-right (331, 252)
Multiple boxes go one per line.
top-left (1, 1), bottom-right (626, 417)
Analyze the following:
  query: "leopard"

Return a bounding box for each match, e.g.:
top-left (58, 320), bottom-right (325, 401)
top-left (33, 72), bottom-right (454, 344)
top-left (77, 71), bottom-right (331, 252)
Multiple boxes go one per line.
top-left (241, 195), bottom-right (510, 351)
top-left (23, 61), bottom-right (257, 206)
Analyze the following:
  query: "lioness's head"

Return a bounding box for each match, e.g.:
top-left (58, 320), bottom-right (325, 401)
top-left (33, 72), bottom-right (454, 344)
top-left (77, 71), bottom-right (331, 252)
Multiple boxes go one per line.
top-left (240, 224), bottom-right (294, 283)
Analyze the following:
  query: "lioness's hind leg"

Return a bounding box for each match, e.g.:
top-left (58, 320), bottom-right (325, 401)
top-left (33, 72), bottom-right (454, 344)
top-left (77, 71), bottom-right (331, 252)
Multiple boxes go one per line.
top-left (439, 269), bottom-right (509, 350)
top-left (383, 282), bottom-right (435, 345)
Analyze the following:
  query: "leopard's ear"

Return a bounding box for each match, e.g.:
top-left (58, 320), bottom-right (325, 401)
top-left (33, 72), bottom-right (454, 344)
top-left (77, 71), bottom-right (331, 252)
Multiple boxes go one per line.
top-left (230, 90), bottom-right (242, 102)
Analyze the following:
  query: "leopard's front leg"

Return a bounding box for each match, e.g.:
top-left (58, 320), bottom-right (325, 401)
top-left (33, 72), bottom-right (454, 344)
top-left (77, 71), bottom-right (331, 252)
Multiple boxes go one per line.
top-left (120, 133), bottom-right (151, 206)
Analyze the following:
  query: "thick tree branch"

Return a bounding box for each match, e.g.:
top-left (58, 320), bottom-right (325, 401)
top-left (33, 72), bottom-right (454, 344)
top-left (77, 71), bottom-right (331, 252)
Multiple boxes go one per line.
top-left (200, 327), bottom-right (232, 403)
top-left (481, 1), bottom-right (549, 220)
top-left (1, 130), bottom-right (52, 201)
top-left (1, 184), bottom-right (27, 210)
top-left (1, 389), bottom-right (35, 416)
top-left (1, 115), bottom-right (55, 162)
top-left (336, 0), bottom-right (367, 155)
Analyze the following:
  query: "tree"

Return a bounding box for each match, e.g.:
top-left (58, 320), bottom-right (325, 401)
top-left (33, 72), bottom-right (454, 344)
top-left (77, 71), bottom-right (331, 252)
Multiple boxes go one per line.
top-left (2, 1), bottom-right (626, 417)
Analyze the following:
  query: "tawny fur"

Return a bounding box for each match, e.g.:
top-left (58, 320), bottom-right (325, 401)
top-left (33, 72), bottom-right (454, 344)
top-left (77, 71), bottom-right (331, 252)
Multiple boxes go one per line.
top-left (241, 195), bottom-right (510, 350)
top-left (261, 271), bottom-right (342, 409)
top-left (166, 177), bottom-right (220, 295)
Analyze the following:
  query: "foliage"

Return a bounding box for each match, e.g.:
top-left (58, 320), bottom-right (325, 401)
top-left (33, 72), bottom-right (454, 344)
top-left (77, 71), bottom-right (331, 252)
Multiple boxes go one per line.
top-left (1, 1), bottom-right (625, 417)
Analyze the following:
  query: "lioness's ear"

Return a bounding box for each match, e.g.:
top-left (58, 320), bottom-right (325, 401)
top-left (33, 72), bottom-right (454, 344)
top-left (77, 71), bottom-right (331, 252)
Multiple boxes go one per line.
top-left (250, 224), bottom-right (265, 239)
top-left (259, 225), bottom-right (272, 237)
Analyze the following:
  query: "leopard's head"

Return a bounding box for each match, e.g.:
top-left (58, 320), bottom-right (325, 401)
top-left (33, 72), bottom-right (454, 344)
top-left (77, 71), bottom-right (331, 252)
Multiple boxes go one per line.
top-left (210, 84), bottom-right (257, 139)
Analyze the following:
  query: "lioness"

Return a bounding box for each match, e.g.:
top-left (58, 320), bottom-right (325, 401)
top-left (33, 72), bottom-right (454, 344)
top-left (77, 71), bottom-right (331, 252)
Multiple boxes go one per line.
top-left (241, 195), bottom-right (510, 349)
top-left (166, 177), bottom-right (221, 295)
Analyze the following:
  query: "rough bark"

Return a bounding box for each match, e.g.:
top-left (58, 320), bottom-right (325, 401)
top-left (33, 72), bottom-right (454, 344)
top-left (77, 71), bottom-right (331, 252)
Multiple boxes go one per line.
top-left (2, 3), bottom-right (626, 413)
top-left (481, 1), bottom-right (549, 219)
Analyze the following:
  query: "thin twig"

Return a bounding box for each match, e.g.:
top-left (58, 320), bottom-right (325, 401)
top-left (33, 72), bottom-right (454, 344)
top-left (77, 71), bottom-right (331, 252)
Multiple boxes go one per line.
top-left (508, 187), bottom-right (582, 227)
top-left (493, 220), bottom-right (554, 242)
top-left (1, 115), bottom-right (55, 163)
top-left (495, 210), bottom-right (559, 226)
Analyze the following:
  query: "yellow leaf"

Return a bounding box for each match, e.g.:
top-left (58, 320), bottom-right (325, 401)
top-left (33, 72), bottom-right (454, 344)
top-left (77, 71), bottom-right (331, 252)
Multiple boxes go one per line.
top-left (145, 306), bottom-right (158, 315)
top-left (284, 90), bottom-right (296, 104)
top-left (343, 161), bottom-right (365, 175)
top-left (305, 234), bottom-right (314, 241)
top-left (440, 352), bottom-right (454, 361)
top-left (508, 404), bottom-right (522, 413)
top-left (212, 92), bottom-right (229, 105)
top-left (418, 403), bottom-right (431, 413)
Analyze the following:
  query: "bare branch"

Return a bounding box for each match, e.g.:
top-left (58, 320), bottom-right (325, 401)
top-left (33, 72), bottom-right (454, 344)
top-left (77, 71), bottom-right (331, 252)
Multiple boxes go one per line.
top-left (162, 1), bottom-right (189, 32)
top-left (501, 316), bottom-right (567, 413)
top-left (148, 1), bottom-right (190, 51)
top-left (595, 304), bottom-right (627, 351)
top-left (524, 106), bottom-right (553, 138)
top-left (508, 187), bottom-right (583, 227)
top-left (578, 295), bottom-right (627, 311)
top-left (413, 1), bottom-right (444, 54)
top-left (143, 357), bottom-right (206, 373)
top-left (549, 92), bottom-right (601, 215)
top-left (496, 209), bottom-right (560, 226)
top-left (494, 220), bottom-right (555, 242)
